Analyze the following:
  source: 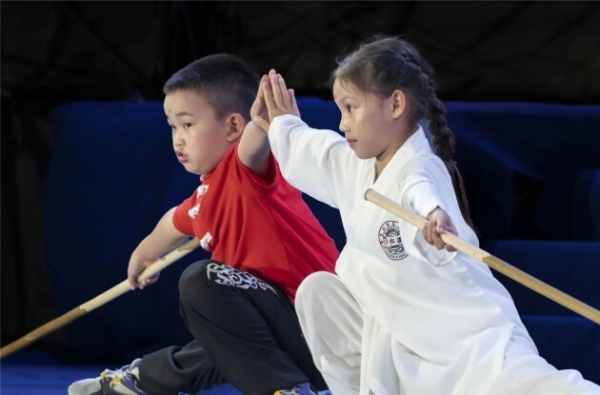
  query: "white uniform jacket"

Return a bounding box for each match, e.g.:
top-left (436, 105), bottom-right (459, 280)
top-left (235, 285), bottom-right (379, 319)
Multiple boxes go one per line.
top-left (268, 114), bottom-right (534, 395)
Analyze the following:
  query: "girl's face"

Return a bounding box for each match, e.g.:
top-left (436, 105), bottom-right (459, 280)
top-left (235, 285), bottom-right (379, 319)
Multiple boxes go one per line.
top-left (164, 90), bottom-right (239, 175)
top-left (333, 78), bottom-right (406, 171)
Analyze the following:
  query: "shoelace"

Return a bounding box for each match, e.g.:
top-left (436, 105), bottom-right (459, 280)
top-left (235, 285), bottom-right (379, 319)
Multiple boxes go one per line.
top-left (110, 373), bottom-right (132, 386)
top-left (99, 364), bottom-right (132, 380)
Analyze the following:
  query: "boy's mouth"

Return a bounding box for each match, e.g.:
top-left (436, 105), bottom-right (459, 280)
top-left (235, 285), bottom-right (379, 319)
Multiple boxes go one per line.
top-left (175, 151), bottom-right (188, 163)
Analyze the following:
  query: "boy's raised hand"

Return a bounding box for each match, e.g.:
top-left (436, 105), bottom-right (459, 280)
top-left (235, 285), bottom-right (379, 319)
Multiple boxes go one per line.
top-left (250, 74), bottom-right (269, 131)
top-left (254, 69), bottom-right (300, 131)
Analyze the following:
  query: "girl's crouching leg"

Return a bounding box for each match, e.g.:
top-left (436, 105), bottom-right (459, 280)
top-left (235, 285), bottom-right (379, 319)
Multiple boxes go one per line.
top-left (295, 272), bottom-right (363, 395)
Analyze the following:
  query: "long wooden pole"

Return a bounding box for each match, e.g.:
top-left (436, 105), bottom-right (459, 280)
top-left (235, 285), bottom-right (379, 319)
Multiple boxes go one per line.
top-left (364, 188), bottom-right (600, 325)
top-left (0, 238), bottom-right (199, 359)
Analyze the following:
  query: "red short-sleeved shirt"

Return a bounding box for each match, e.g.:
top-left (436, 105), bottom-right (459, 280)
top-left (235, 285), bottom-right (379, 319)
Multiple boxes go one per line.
top-left (173, 145), bottom-right (338, 300)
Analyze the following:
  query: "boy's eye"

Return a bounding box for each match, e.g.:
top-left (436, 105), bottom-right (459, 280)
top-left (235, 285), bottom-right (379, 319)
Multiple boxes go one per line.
top-left (346, 105), bottom-right (353, 112)
top-left (183, 123), bottom-right (192, 129)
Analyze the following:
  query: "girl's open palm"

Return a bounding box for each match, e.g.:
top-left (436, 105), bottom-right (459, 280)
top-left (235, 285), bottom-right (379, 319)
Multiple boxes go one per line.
top-left (254, 69), bottom-right (300, 131)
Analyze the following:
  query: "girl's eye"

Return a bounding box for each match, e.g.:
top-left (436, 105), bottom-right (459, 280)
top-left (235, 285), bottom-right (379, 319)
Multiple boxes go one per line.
top-left (183, 123), bottom-right (192, 129)
top-left (346, 105), bottom-right (353, 112)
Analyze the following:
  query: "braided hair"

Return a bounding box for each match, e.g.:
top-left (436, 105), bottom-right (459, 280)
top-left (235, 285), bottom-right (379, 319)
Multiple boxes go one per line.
top-left (333, 36), bottom-right (474, 228)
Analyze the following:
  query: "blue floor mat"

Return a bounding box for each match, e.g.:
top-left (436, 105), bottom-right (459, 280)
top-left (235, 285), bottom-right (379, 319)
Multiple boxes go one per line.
top-left (0, 351), bottom-right (241, 395)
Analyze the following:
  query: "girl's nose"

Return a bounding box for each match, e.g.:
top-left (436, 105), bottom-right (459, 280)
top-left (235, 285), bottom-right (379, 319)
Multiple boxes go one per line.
top-left (339, 120), bottom-right (348, 134)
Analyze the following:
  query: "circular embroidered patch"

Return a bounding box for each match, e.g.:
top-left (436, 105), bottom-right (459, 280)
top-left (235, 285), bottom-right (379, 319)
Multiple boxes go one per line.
top-left (378, 220), bottom-right (408, 260)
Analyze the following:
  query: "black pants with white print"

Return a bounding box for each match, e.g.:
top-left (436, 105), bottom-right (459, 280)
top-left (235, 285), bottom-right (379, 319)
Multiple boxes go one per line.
top-left (137, 260), bottom-right (327, 395)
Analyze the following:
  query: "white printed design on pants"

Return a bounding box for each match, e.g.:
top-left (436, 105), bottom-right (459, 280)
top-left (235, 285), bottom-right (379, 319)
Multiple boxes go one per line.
top-left (206, 263), bottom-right (278, 295)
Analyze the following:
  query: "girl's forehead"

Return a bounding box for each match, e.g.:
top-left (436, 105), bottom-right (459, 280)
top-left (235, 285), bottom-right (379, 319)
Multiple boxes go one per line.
top-left (333, 78), bottom-right (360, 99)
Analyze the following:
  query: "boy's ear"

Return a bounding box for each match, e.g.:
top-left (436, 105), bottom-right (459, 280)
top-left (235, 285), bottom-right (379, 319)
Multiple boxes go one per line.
top-left (390, 89), bottom-right (407, 119)
top-left (226, 113), bottom-right (246, 142)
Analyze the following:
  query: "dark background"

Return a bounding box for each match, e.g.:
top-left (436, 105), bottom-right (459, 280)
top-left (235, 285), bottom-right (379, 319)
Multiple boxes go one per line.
top-left (2, 1), bottom-right (600, 351)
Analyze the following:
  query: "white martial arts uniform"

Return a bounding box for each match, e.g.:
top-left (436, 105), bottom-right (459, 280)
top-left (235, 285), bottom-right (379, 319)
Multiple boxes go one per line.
top-left (268, 114), bottom-right (600, 395)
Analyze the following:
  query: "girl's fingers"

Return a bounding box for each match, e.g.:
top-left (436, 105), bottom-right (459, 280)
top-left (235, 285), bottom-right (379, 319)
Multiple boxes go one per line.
top-left (271, 73), bottom-right (285, 109)
top-left (277, 75), bottom-right (291, 109)
top-left (433, 233), bottom-right (445, 249)
top-left (445, 244), bottom-right (457, 252)
top-left (427, 221), bottom-right (435, 243)
top-left (289, 89), bottom-right (300, 116)
top-left (262, 80), bottom-right (276, 117)
top-left (260, 70), bottom-right (298, 121)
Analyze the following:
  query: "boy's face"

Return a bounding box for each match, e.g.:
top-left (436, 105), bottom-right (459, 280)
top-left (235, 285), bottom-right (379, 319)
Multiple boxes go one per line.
top-left (164, 90), bottom-right (234, 175)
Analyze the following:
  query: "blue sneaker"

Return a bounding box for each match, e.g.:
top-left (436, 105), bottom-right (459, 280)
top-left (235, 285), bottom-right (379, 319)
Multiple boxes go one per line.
top-left (274, 382), bottom-right (317, 395)
top-left (68, 359), bottom-right (147, 395)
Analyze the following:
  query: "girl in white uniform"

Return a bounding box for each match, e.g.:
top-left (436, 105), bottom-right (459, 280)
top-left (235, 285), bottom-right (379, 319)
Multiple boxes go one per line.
top-left (254, 36), bottom-right (600, 395)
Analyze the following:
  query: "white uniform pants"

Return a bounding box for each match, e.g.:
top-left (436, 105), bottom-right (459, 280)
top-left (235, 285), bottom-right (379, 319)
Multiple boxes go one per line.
top-left (488, 333), bottom-right (600, 395)
top-left (296, 272), bottom-right (363, 395)
top-left (296, 272), bottom-right (600, 395)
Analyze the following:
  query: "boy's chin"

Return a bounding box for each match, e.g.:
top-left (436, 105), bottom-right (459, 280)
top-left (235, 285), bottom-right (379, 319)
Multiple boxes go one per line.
top-left (181, 163), bottom-right (201, 175)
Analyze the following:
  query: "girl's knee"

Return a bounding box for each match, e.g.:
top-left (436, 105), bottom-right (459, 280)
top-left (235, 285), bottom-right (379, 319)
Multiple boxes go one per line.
top-left (296, 271), bottom-right (340, 306)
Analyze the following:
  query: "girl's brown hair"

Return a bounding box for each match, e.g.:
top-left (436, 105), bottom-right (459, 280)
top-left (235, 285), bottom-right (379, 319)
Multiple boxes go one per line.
top-left (334, 36), bottom-right (474, 228)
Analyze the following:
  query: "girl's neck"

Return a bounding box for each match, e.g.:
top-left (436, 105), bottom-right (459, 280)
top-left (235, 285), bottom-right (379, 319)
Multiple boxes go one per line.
top-left (373, 124), bottom-right (418, 181)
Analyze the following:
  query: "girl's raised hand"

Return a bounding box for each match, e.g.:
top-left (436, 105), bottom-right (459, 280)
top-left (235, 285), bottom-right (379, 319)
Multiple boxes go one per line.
top-left (254, 69), bottom-right (300, 131)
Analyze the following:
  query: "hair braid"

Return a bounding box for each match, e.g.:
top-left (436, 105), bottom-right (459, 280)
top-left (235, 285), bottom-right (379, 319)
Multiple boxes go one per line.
top-left (405, 53), bottom-right (475, 228)
top-left (424, 78), bottom-right (474, 228)
top-left (335, 36), bottom-right (475, 229)
top-left (427, 96), bottom-right (455, 161)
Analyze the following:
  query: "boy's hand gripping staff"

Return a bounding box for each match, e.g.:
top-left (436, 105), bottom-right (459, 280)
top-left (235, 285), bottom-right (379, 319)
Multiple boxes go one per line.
top-left (364, 188), bottom-right (600, 325)
top-left (0, 238), bottom-right (199, 359)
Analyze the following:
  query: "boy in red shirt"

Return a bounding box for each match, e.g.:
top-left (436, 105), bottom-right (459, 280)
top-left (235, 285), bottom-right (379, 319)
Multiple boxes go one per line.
top-left (68, 54), bottom-right (338, 395)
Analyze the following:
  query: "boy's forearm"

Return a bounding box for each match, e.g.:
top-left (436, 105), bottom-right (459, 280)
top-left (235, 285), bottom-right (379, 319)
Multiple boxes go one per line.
top-left (134, 207), bottom-right (188, 261)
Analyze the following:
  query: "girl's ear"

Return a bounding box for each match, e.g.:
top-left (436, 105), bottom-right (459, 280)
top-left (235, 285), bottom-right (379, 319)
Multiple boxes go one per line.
top-left (226, 113), bottom-right (246, 142)
top-left (390, 89), bottom-right (407, 119)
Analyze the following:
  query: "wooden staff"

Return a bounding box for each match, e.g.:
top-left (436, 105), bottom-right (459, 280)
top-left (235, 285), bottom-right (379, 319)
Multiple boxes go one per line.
top-left (364, 188), bottom-right (600, 325)
top-left (0, 238), bottom-right (199, 359)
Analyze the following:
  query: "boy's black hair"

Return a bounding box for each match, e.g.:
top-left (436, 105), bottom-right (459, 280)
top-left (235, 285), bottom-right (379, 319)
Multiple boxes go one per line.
top-left (163, 53), bottom-right (259, 121)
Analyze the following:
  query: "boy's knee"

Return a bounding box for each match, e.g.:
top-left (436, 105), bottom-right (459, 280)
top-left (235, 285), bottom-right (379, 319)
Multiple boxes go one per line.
top-left (179, 260), bottom-right (211, 299)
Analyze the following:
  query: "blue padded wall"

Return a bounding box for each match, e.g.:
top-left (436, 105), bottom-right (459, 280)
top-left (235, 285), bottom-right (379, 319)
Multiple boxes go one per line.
top-left (45, 99), bottom-right (600, 384)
